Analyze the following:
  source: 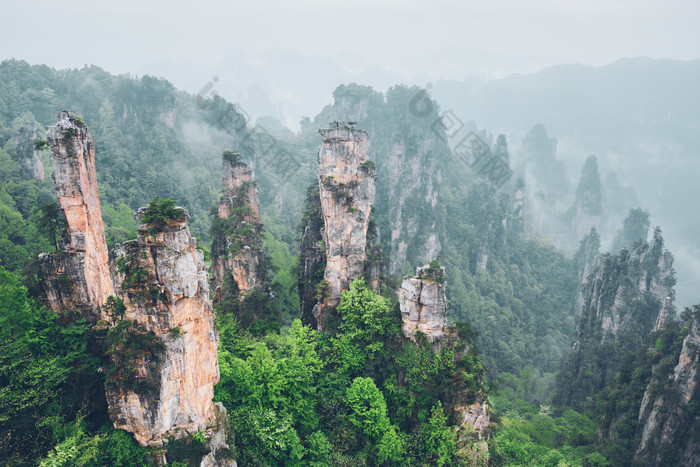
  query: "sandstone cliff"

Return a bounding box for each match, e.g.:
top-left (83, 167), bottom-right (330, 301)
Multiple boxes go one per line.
top-left (211, 152), bottom-right (265, 299)
top-left (398, 263), bottom-right (448, 341)
top-left (312, 121), bottom-right (376, 330)
top-left (320, 85), bottom-right (448, 277)
top-left (384, 134), bottom-right (443, 274)
top-left (108, 206), bottom-right (232, 464)
top-left (39, 111), bottom-right (114, 321)
top-left (635, 316), bottom-right (700, 466)
top-left (13, 120), bottom-right (45, 180)
top-left (555, 227), bottom-right (675, 407)
top-left (298, 185), bottom-right (325, 328)
top-left (399, 263), bottom-right (492, 448)
top-left (38, 113), bottom-right (233, 466)
top-left (573, 228), bottom-right (601, 315)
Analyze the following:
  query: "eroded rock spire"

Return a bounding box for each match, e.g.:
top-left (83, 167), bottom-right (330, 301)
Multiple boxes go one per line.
top-left (39, 111), bottom-right (114, 320)
top-left (38, 113), bottom-right (233, 466)
top-left (313, 121), bottom-right (376, 330)
top-left (211, 152), bottom-right (264, 296)
top-left (398, 263), bottom-right (448, 341)
top-left (107, 206), bottom-right (231, 464)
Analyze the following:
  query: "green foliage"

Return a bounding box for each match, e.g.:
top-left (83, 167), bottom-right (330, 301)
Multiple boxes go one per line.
top-left (103, 203), bottom-right (137, 248)
top-left (102, 295), bottom-right (126, 320)
top-left (215, 319), bottom-right (322, 464)
top-left (360, 159), bottom-right (376, 175)
top-left (346, 377), bottom-right (403, 464)
top-left (105, 319), bottom-right (165, 395)
top-left (166, 432), bottom-right (210, 467)
top-left (331, 279), bottom-right (397, 376)
top-left (489, 410), bottom-right (603, 466)
top-left (222, 150), bottom-right (240, 164)
top-left (115, 251), bottom-right (160, 304)
top-left (315, 279), bottom-right (331, 302)
top-left (306, 431), bottom-right (332, 467)
top-left (40, 421), bottom-right (147, 467)
top-left (0, 267), bottom-right (107, 464)
top-left (141, 197), bottom-right (186, 234)
top-left (422, 401), bottom-right (456, 466)
top-left (35, 202), bottom-right (65, 251)
top-left (420, 260), bottom-right (445, 283)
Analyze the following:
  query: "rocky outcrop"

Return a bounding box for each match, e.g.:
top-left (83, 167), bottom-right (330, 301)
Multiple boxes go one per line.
top-left (298, 184), bottom-right (325, 328)
top-left (108, 208), bottom-right (232, 464)
top-left (323, 85), bottom-right (447, 277)
top-left (384, 137), bottom-right (442, 275)
top-left (635, 317), bottom-right (700, 466)
top-left (38, 113), bottom-right (233, 466)
top-left (573, 228), bottom-right (601, 315)
top-left (211, 152), bottom-right (264, 299)
top-left (455, 401), bottom-right (491, 440)
top-left (399, 263), bottom-right (492, 451)
top-left (555, 228), bottom-right (675, 407)
top-left (398, 264), bottom-right (448, 341)
top-left (39, 111), bottom-right (114, 321)
top-left (313, 122), bottom-right (376, 330)
top-left (13, 121), bottom-right (45, 180)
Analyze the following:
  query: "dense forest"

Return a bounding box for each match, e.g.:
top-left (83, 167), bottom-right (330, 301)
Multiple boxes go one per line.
top-left (0, 59), bottom-right (697, 466)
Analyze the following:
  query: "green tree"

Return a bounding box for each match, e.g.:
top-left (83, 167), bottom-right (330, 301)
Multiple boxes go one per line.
top-left (422, 401), bottom-right (456, 466)
top-left (346, 377), bottom-right (403, 464)
top-left (35, 202), bottom-right (64, 251)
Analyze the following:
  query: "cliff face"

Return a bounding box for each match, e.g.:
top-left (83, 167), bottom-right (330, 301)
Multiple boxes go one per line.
top-left (384, 135), bottom-right (442, 274)
top-left (322, 85), bottom-right (447, 277)
top-left (38, 113), bottom-right (232, 465)
top-left (108, 209), bottom-right (232, 464)
top-left (398, 264), bottom-right (448, 341)
top-left (635, 317), bottom-right (700, 466)
top-left (313, 122), bottom-right (376, 329)
top-left (13, 121), bottom-right (45, 180)
top-left (399, 263), bottom-right (492, 444)
top-left (573, 228), bottom-right (601, 315)
top-left (211, 153), bottom-right (264, 298)
top-left (39, 112), bottom-right (114, 321)
top-left (555, 228), bottom-right (675, 407)
top-left (298, 185), bottom-right (325, 328)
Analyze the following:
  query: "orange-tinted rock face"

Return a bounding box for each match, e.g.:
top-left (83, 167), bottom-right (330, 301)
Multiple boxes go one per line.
top-left (40, 111), bottom-right (114, 320)
top-left (211, 154), bottom-right (264, 297)
top-left (314, 122), bottom-right (376, 329)
top-left (108, 211), bottom-right (230, 462)
top-left (38, 113), bottom-right (232, 465)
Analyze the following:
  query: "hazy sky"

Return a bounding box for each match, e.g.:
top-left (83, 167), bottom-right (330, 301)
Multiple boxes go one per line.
top-left (3, 0), bottom-right (699, 81)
